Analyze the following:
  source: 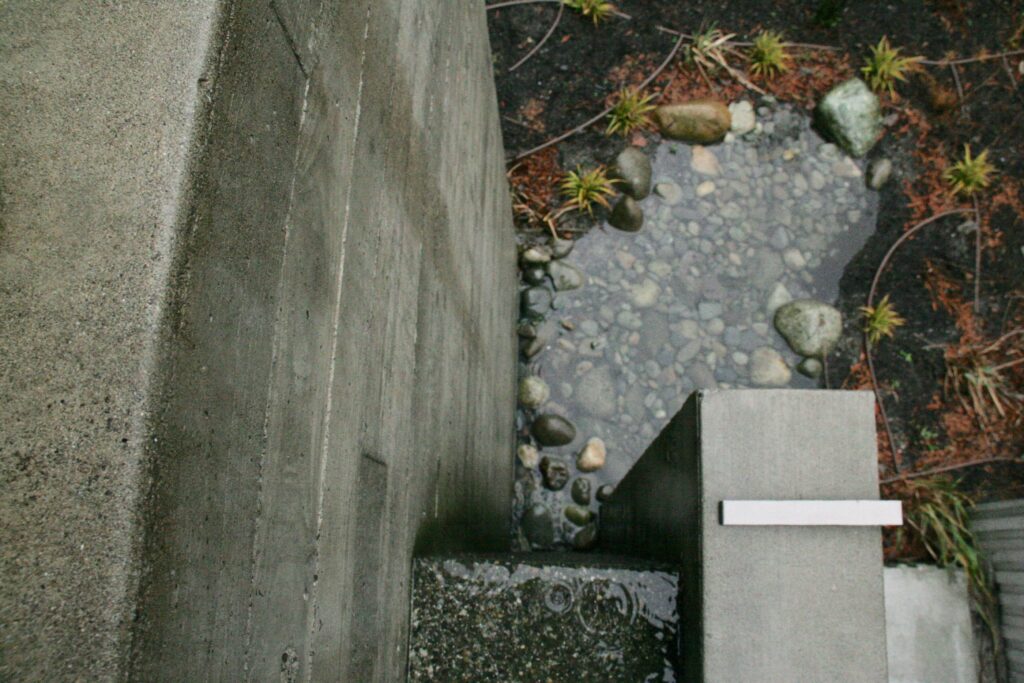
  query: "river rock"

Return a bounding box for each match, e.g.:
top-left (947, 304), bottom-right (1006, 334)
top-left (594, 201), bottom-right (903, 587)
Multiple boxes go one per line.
top-left (609, 195), bottom-right (644, 232)
top-left (816, 78), bottom-right (881, 157)
top-left (653, 100), bottom-right (731, 143)
top-left (518, 376), bottom-right (550, 409)
top-left (766, 282), bottom-right (793, 317)
top-left (654, 181), bottom-right (683, 205)
top-left (576, 367), bottom-right (616, 419)
top-left (532, 413), bottom-right (577, 446)
top-left (521, 245), bottom-right (551, 264)
top-left (523, 266), bottom-right (546, 286)
top-left (571, 477), bottom-right (592, 505)
top-left (797, 357), bottom-right (824, 379)
top-left (576, 437), bottom-right (606, 472)
top-left (729, 100), bottom-right (756, 135)
top-left (867, 157), bottom-right (892, 190)
top-left (550, 237), bottom-right (574, 259)
top-left (690, 146), bottom-right (722, 175)
top-left (572, 523), bottom-right (598, 550)
top-left (539, 456), bottom-right (570, 490)
top-left (773, 299), bottom-right (843, 357)
top-left (520, 286), bottom-right (552, 319)
top-left (517, 443), bottom-right (540, 468)
top-left (596, 484), bottom-right (614, 502)
top-left (547, 260), bottom-right (585, 291)
top-left (565, 505), bottom-right (592, 527)
top-left (750, 347), bottom-right (792, 386)
top-left (522, 504), bottom-right (555, 548)
top-left (613, 147), bottom-right (652, 199)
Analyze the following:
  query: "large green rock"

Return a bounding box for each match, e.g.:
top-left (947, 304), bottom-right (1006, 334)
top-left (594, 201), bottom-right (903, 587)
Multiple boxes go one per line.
top-left (816, 78), bottom-right (882, 157)
top-left (773, 299), bottom-right (843, 358)
top-left (653, 100), bottom-right (731, 143)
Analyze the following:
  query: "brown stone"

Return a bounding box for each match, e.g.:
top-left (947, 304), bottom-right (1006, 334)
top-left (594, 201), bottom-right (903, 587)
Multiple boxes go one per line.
top-left (653, 100), bottom-right (731, 144)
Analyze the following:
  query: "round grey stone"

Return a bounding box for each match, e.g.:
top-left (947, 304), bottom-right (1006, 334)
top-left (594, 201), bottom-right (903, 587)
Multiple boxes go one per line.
top-left (518, 376), bottom-right (550, 409)
top-left (773, 299), bottom-right (843, 358)
top-left (613, 147), bottom-right (652, 200)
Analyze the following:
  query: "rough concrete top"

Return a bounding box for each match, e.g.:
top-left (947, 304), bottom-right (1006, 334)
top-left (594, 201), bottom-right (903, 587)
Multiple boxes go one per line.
top-left (0, 2), bottom-right (221, 679)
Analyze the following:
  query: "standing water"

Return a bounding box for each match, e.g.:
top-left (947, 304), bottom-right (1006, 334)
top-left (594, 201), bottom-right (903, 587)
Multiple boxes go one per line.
top-left (515, 101), bottom-right (878, 548)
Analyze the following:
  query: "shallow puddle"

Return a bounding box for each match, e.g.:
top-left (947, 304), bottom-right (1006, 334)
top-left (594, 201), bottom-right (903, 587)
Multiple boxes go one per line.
top-left (516, 101), bottom-right (879, 548)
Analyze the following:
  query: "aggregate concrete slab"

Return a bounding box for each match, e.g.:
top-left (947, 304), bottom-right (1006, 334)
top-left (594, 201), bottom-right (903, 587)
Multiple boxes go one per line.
top-left (884, 565), bottom-right (977, 683)
top-left (602, 390), bottom-right (890, 682)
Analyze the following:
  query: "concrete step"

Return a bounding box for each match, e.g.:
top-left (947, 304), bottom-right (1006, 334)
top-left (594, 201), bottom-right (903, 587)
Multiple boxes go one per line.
top-left (408, 554), bottom-right (680, 682)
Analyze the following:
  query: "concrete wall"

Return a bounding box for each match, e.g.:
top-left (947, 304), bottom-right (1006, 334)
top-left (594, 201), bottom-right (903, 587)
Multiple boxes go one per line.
top-left (0, 1), bottom-right (516, 680)
top-left (884, 565), bottom-right (977, 683)
top-left (602, 390), bottom-right (890, 682)
top-left (973, 499), bottom-right (1024, 681)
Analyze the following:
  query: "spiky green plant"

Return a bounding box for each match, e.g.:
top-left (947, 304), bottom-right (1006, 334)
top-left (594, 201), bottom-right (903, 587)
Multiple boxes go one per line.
top-left (861, 36), bottom-right (922, 95)
top-left (606, 88), bottom-right (656, 136)
top-left (749, 30), bottom-right (790, 79)
top-left (563, 0), bottom-right (615, 25)
top-left (860, 294), bottom-right (906, 346)
top-left (943, 145), bottom-right (996, 197)
top-left (559, 165), bottom-right (617, 215)
top-left (897, 477), bottom-right (993, 613)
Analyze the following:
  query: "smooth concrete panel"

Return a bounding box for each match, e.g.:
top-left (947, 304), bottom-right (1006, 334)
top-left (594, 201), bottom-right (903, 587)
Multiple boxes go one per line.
top-left (0, 1), bottom-right (223, 679)
top-left (884, 565), bottom-right (977, 683)
top-left (602, 390), bottom-right (889, 682)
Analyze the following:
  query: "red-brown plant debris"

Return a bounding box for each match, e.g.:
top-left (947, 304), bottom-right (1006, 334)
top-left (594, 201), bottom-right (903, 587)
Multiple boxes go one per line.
top-left (508, 146), bottom-right (563, 232)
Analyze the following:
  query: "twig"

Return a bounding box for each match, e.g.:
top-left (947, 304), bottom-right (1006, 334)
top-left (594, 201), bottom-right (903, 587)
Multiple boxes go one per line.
top-left (920, 49), bottom-right (1024, 66)
top-left (865, 208), bottom-right (975, 474)
top-left (949, 63), bottom-right (966, 117)
top-left (1000, 54), bottom-right (1024, 109)
top-left (486, 0), bottom-right (560, 10)
top-left (509, 34), bottom-right (685, 162)
top-left (880, 457), bottom-right (1021, 484)
top-left (509, 2), bottom-right (564, 72)
top-left (972, 195), bottom-right (982, 312)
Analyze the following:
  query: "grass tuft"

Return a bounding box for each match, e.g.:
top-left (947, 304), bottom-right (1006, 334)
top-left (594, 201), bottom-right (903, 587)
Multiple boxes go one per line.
top-left (559, 165), bottom-right (617, 215)
top-left (606, 88), bottom-right (656, 136)
top-left (943, 145), bottom-right (996, 197)
top-left (749, 30), bottom-right (790, 79)
top-left (861, 36), bottom-right (922, 95)
top-left (563, 0), bottom-right (615, 25)
top-left (861, 294), bottom-right (906, 346)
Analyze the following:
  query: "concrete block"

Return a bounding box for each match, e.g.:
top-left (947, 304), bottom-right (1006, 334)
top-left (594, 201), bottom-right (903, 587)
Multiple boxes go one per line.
top-left (602, 390), bottom-right (889, 682)
top-left (884, 565), bottom-right (977, 683)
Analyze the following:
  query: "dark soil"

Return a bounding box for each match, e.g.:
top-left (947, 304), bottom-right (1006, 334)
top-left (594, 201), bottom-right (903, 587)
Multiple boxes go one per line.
top-left (487, 0), bottom-right (1024, 499)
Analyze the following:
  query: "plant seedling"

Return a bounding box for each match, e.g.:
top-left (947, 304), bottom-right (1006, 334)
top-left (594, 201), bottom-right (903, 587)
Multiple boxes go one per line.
top-left (559, 165), bottom-right (617, 216)
top-left (563, 0), bottom-right (614, 25)
top-left (749, 30), bottom-right (790, 79)
top-left (861, 294), bottom-right (906, 346)
top-left (943, 145), bottom-right (995, 197)
top-left (898, 350), bottom-right (913, 363)
top-left (606, 88), bottom-right (656, 136)
top-left (861, 36), bottom-right (922, 95)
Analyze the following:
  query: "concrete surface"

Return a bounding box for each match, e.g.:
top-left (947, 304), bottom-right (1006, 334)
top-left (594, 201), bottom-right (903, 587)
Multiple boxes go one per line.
top-left (1, 0), bottom-right (516, 680)
top-left (602, 390), bottom-right (890, 682)
top-left (973, 499), bottom-right (1024, 681)
top-left (884, 565), bottom-right (977, 683)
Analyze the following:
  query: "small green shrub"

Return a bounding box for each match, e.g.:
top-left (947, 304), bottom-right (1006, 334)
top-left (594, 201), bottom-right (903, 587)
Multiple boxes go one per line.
top-left (606, 88), bottom-right (656, 136)
top-left (560, 166), bottom-right (617, 215)
top-left (860, 294), bottom-right (906, 346)
top-left (749, 31), bottom-right (790, 79)
top-left (943, 145), bottom-right (995, 196)
top-left (563, 0), bottom-right (614, 25)
top-left (898, 477), bottom-right (992, 603)
top-left (861, 36), bottom-right (921, 95)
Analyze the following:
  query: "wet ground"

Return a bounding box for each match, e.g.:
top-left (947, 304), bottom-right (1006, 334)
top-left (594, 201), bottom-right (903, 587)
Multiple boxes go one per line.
top-left (409, 554), bottom-right (679, 682)
top-left (515, 101), bottom-right (879, 548)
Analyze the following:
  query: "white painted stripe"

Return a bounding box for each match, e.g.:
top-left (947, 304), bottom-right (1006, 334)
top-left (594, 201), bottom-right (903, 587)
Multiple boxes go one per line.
top-left (720, 500), bottom-right (903, 527)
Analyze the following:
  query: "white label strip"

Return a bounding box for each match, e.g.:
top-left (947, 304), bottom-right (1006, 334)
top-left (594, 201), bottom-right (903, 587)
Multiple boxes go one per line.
top-left (720, 500), bottom-right (903, 527)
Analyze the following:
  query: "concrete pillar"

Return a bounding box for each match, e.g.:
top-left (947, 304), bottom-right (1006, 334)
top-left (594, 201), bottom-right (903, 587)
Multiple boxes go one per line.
top-left (602, 390), bottom-right (890, 682)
